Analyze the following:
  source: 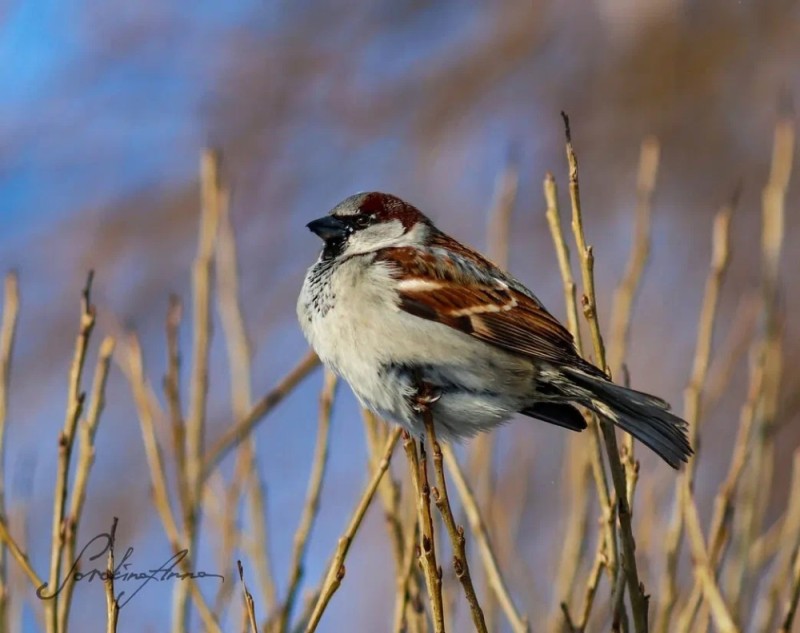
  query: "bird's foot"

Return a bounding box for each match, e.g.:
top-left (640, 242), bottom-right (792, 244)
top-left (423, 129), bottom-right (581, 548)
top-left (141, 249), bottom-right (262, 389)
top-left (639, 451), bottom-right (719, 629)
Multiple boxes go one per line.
top-left (412, 382), bottom-right (441, 413)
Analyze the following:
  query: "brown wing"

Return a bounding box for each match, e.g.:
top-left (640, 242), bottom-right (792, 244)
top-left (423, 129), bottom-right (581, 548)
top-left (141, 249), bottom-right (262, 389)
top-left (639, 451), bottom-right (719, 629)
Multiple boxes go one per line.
top-left (376, 240), bottom-right (591, 370)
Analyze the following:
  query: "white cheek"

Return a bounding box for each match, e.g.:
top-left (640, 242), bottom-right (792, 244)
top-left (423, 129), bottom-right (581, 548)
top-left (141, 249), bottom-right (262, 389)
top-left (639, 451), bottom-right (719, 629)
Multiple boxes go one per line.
top-left (341, 220), bottom-right (430, 256)
top-left (343, 220), bottom-right (405, 255)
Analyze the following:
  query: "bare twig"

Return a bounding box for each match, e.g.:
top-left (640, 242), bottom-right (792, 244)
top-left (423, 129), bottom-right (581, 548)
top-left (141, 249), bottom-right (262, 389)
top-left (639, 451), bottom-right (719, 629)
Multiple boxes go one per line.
top-left (186, 149), bottom-right (222, 498)
top-left (172, 149), bottom-right (223, 633)
top-left (214, 185), bottom-right (279, 616)
top-left (561, 114), bottom-right (606, 368)
top-left (561, 111), bottom-right (648, 632)
top-left (703, 293), bottom-right (760, 411)
top-left (360, 410), bottom-right (422, 633)
top-left (0, 272), bottom-right (19, 630)
top-left (681, 116), bottom-right (793, 631)
top-left (675, 362), bottom-right (765, 631)
top-left (424, 410), bottom-right (487, 633)
top-left (392, 521), bottom-right (420, 633)
top-left (486, 150), bottom-right (520, 270)
top-left (656, 195), bottom-right (735, 632)
top-left (726, 115), bottom-right (793, 617)
top-left (575, 533), bottom-right (608, 631)
top-left (67, 336), bottom-right (115, 520)
top-left (544, 171), bottom-right (616, 615)
top-left (404, 425), bottom-right (445, 633)
top-left (543, 173), bottom-right (582, 349)
top-left (280, 371), bottom-right (337, 631)
top-left (124, 333), bottom-right (222, 633)
top-left (202, 350), bottom-right (320, 480)
top-left (104, 518), bottom-right (119, 633)
top-left (752, 450), bottom-right (800, 631)
top-left (214, 183), bottom-right (252, 450)
top-left (442, 446), bottom-right (529, 633)
top-left (212, 190), bottom-right (249, 609)
top-left (545, 172), bottom-right (611, 628)
top-left (46, 272), bottom-right (95, 633)
top-left (779, 539), bottom-right (800, 633)
top-left (59, 335), bottom-right (116, 629)
top-left (305, 427), bottom-right (402, 633)
top-left (607, 137), bottom-right (659, 539)
top-left (682, 487), bottom-right (739, 633)
top-left (550, 449), bottom-right (591, 628)
top-left (164, 296), bottom-right (191, 527)
top-left (471, 158), bottom-right (518, 631)
top-left (607, 136), bottom-right (660, 377)
top-left (0, 519), bottom-right (43, 590)
top-left (238, 561), bottom-right (259, 633)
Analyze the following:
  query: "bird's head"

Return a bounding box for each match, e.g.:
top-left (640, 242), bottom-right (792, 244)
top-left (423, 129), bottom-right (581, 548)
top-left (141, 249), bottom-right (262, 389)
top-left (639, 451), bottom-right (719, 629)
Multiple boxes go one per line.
top-left (306, 192), bottom-right (433, 260)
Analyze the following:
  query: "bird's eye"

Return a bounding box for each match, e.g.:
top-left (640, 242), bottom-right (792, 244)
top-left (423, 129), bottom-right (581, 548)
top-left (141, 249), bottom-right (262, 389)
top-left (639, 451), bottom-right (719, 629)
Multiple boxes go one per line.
top-left (353, 215), bottom-right (371, 229)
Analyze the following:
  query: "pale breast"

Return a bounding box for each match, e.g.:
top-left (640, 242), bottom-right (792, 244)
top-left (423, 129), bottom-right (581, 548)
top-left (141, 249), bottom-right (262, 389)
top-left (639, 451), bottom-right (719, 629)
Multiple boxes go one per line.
top-left (301, 255), bottom-right (535, 395)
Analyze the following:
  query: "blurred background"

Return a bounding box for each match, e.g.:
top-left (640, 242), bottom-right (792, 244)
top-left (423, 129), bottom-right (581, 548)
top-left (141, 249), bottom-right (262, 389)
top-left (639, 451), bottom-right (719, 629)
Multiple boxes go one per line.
top-left (1, 0), bottom-right (798, 631)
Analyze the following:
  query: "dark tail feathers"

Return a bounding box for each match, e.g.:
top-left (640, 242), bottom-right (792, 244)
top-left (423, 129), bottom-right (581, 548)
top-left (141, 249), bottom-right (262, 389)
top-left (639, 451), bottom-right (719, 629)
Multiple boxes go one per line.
top-left (561, 368), bottom-right (692, 468)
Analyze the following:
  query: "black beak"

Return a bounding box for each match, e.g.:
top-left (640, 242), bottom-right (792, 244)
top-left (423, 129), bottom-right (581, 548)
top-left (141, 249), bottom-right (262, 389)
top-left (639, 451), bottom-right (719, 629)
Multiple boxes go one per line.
top-left (306, 216), bottom-right (349, 241)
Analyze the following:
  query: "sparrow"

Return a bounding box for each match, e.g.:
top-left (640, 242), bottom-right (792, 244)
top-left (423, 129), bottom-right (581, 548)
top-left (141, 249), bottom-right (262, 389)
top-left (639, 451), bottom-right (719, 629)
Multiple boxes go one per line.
top-left (297, 192), bottom-right (691, 468)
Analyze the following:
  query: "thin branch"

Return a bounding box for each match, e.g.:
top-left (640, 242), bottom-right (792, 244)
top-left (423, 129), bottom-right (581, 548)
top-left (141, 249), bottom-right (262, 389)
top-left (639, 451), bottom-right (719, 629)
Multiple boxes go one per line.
top-left (561, 111), bottom-right (648, 633)
top-left (214, 183), bottom-right (279, 616)
top-left (752, 450), bottom-right (800, 631)
top-left (726, 115), bottom-right (793, 616)
top-left (442, 446), bottom-right (529, 633)
top-left (186, 148), bottom-right (222, 498)
top-left (545, 167), bottom-right (616, 591)
top-left (392, 521), bottom-right (420, 633)
top-left (0, 272), bottom-right (19, 630)
top-left (304, 427), bottom-right (402, 633)
top-left (359, 410), bottom-right (425, 633)
top-left (280, 371), bottom-right (337, 631)
top-left (675, 362), bottom-right (765, 631)
top-left (0, 519), bottom-right (43, 590)
top-left (202, 350), bottom-right (320, 480)
top-left (549, 449), bottom-right (591, 629)
top-left (404, 426), bottom-right (445, 633)
top-left (561, 114), bottom-right (606, 368)
top-left (682, 487), bottom-right (739, 633)
top-left (656, 194), bottom-right (735, 633)
top-left (164, 296), bottom-right (191, 527)
top-left (67, 336), bottom-right (115, 523)
top-left (607, 136), bottom-right (660, 376)
top-left (104, 518), bottom-right (119, 633)
top-left (123, 333), bottom-right (222, 633)
top-left (486, 150), bottom-right (519, 270)
top-left (607, 137), bottom-right (659, 550)
top-left (471, 158), bottom-right (518, 632)
top-left (575, 533), bottom-right (607, 631)
top-left (545, 172), bottom-right (614, 627)
top-left (238, 561), bottom-right (259, 633)
top-left (174, 149), bottom-right (223, 633)
top-left (543, 173), bottom-right (582, 349)
top-left (424, 410), bottom-right (487, 633)
top-left (703, 293), bottom-right (760, 411)
top-left (59, 335), bottom-right (116, 628)
top-left (202, 472), bottom-right (237, 618)
top-left (779, 539), bottom-right (800, 633)
top-left (46, 271), bottom-right (95, 633)
top-left (245, 470), bottom-right (278, 619)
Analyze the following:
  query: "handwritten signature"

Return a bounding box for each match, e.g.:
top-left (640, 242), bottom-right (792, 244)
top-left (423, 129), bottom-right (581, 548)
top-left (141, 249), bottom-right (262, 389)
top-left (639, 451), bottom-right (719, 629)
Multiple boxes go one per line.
top-left (36, 520), bottom-right (223, 608)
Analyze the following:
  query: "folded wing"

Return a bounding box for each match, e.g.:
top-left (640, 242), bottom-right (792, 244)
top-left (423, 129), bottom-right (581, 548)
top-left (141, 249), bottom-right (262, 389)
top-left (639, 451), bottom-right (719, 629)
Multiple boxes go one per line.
top-left (376, 238), bottom-right (602, 377)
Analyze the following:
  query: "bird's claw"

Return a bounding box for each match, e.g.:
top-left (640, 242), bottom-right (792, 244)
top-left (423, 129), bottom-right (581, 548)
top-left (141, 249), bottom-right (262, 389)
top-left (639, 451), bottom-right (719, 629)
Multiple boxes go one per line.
top-left (412, 383), bottom-right (441, 412)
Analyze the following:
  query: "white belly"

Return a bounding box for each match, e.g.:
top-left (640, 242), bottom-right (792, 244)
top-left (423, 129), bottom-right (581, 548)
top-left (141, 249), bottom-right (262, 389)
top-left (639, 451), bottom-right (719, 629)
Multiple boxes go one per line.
top-left (298, 256), bottom-right (536, 439)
